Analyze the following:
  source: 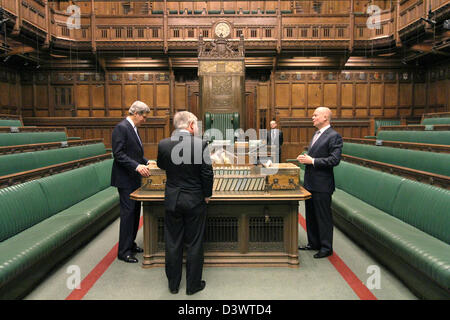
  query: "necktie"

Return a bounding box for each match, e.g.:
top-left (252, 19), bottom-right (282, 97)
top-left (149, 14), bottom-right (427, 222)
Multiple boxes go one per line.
top-left (310, 130), bottom-right (321, 147)
top-left (134, 126), bottom-right (142, 146)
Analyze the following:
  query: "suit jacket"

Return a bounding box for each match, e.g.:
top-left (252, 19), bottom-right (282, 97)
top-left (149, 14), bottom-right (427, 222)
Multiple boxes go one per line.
top-left (157, 131), bottom-right (214, 212)
top-left (111, 118), bottom-right (148, 190)
top-left (303, 127), bottom-right (343, 194)
top-left (267, 129), bottom-right (284, 146)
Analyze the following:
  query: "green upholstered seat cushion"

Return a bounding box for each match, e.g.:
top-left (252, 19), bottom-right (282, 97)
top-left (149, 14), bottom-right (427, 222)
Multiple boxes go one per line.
top-left (38, 165), bottom-right (100, 215)
top-left (392, 180), bottom-right (450, 244)
top-left (0, 181), bottom-right (50, 242)
top-left (332, 189), bottom-right (450, 288)
top-left (0, 187), bottom-right (118, 285)
top-left (0, 120), bottom-right (22, 127)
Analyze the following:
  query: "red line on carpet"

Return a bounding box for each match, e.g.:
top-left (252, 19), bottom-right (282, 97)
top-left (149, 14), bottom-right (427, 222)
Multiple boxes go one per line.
top-left (298, 213), bottom-right (378, 300)
top-left (65, 216), bottom-right (144, 300)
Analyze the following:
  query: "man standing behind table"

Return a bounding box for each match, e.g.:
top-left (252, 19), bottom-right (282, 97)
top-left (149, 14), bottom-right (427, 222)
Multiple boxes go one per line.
top-left (157, 111), bottom-right (214, 295)
top-left (296, 107), bottom-right (343, 259)
top-left (267, 120), bottom-right (284, 163)
top-left (111, 101), bottom-right (151, 263)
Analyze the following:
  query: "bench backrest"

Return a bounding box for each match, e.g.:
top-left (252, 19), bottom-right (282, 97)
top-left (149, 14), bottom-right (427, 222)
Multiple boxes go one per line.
top-left (377, 130), bottom-right (450, 145)
top-left (0, 120), bottom-right (22, 127)
top-left (0, 159), bottom-right (113, 242)
top-left (0, 143), bottom-right (107, 176)
top-left (334, 161), bottom-right (450, 244)
top-left (0, 132), bottom-right (68, 147)
top-left (342, 143), bottom-right (450, 176)
top-left (422, 117), bottom-right (450, 125)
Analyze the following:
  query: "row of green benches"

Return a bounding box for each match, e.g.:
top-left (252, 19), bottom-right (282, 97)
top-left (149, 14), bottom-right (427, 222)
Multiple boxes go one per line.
top-left (375, 130), bottom-right (450, 145)
top-left (332, 161), bottom-right (450, 299)
top-left (294, 158), bottom-right (450, 299)
top-left (0, 159), bottom-right (119, 299)
top-left (0, 142), bottom-right (107, 177)
top-left (342, 142), bottom-right (450, 177)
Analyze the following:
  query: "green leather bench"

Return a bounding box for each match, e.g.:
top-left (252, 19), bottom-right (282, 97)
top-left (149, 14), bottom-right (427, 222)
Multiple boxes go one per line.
top-left (0, 159), bottom-right (120, 299)
top-left (422, 117), bottom-right (450, 125)
top-left (342, 142), bottom-right (450, 176)
top-left (377, 130), bottom-right (450, 145)
top-left (374, 119), bottom-right (401, 134)
top-left (0, 119), bottom-right (22, 127)
top-left (0, 131), bottom-right (68, 147)
top-left (331, 161), bottom-right (450, 299)
top-left (0, 143), bottom-right (107, 176)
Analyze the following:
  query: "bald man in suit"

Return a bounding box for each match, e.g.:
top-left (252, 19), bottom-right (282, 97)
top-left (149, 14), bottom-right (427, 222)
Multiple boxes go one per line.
top-left (297, 107), bottom-right (343, 259)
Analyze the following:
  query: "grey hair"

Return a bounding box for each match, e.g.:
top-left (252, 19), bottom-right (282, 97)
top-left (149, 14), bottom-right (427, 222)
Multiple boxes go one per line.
top-left (128, 101), bottom-right (150, 115)
top-left (173, 111), bottom-right (198, 129)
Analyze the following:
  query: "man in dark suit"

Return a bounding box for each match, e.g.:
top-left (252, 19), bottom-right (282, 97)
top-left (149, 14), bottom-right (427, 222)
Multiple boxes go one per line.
top-left (157, 111), bottom-right (214, 295)
top-left (111, 101), bottom-right (151, 263)
top-left (297, 107), bottom-right (343, 259)
top-left (267, 120), bottom-right (284, 163)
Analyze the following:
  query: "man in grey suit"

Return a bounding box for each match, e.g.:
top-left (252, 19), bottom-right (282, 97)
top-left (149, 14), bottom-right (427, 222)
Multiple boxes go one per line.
top-left (297, 107), bottom-right (343, 259)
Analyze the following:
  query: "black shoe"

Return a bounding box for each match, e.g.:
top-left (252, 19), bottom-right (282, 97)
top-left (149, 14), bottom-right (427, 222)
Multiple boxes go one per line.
top-left (298, 245), bottom-right (319, 251)
top-left (118, 255), bottom-right (138, 263)
top-left (313, 251), bottom-right (333, 259)
top-left (169, 287), bottom-right (179, 294)
top-left (132, 246), bottom-right (144, 253)
top-left (186, 281), bottom-right (206, 295)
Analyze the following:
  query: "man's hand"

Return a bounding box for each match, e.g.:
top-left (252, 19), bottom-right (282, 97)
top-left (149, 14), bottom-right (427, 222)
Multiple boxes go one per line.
top-left (204, 197), bottom-right (211, 204)
top-left (297, 154), bottom-right (313, 165)
top-left (137, 164), bottom-right (151, 177)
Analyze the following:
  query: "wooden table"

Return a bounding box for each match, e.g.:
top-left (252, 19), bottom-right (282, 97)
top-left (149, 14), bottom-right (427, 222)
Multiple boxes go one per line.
top-left (131, 188), bottom-right (311, 268)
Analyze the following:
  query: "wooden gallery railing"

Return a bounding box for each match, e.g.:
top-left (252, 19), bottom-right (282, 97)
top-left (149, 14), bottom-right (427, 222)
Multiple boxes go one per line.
top-left (22, 116), bottom-right (171, 159)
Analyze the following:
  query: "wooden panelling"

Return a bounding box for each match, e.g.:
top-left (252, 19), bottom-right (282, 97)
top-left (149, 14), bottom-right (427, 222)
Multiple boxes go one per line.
top-left (275, 84), bottom-right (290, 107)
top-left (140, 84), bottom-right (154, 108)
top-left (291, 84), bottom-right (306, 107)
top-left (323, 84), bottom-right (337, 107)
top-left (341, 84), bottom-right (353, 107)
top-left (257, 85), bottom-right (269, 109)
top-left (307, 84), bottom-right (321, 107)
top-left (77, 85), bottom-right (90, 108)
top-left (370, 84), bottom-right (383, 107)
top-left (399, 83), bottom-right (412, 106)
top-left (156, 84), bottom-right (170, 107)
top-left (414, 83), bottom-right (426, 106)
top-left (385, 84), bottom-right (398, 107)
top-left (124, 85), bottom-right (138, 108)
top-left (174, 84), bottom-right (186, 109)
top-left (355, 84), bottom-right (368, 107)
top-left (109, 85), bottom-right (122, 108)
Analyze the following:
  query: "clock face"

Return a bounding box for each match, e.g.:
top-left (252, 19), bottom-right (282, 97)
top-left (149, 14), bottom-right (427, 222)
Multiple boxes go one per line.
top-left (215, 22), bottom-right (231, 38)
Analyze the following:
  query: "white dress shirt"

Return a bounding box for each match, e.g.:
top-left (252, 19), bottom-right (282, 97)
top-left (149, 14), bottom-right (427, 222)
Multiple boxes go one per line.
top-left (311, 124), bottom-right (330, 166)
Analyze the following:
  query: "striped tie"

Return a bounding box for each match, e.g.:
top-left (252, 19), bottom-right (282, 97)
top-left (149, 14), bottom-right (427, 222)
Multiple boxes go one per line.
top-left (310, 130), bottom-right (321, 147)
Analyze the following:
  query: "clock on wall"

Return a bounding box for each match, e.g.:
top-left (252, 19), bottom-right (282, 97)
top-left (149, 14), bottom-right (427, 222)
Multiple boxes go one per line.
top-left (214, 22), bottom-right (231, 38)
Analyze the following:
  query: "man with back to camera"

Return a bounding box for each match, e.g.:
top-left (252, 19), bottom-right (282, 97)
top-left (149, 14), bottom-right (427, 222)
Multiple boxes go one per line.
top-left (157, 111), bottom-right (214, 295)
top-left (296, 107), bottom-right (343, 259)
top-left (111, 101), bottom-right (151, 263)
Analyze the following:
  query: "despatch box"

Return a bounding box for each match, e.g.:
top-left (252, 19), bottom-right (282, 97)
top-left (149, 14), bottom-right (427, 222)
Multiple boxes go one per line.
top-left (141, 163), bottom-right (301, 191)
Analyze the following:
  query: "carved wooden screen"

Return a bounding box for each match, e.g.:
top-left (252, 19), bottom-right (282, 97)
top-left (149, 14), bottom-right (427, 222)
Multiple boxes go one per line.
top-left (198, 35), bottom-right (246, 128)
